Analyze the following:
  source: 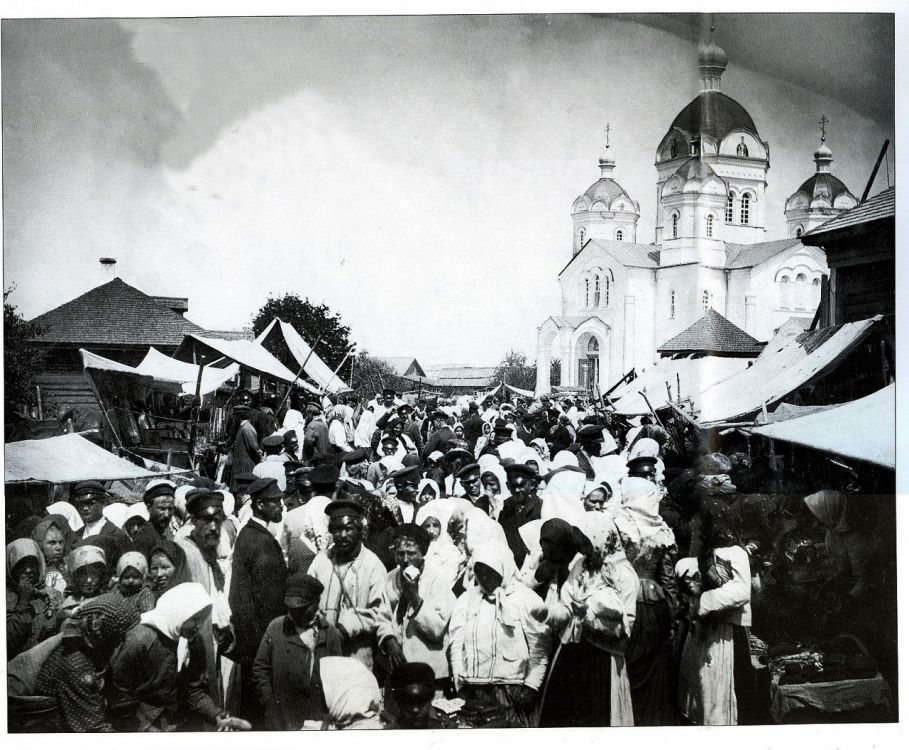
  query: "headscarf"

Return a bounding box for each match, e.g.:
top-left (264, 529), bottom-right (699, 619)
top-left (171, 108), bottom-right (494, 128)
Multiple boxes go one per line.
top-left (102, 502), bottom-right (129, 529)
top-left (541, 466), bottom-right (587, 524)
top-left (148, 540), bottom-right (191, 594)
top-left (530, 437), bottom-right (549, 459)
top-left (415, 498), bottom-right (456, 537)
top-left (471, 541), bottom-right (518, 587)
top-left (31, 515), bottom-right (73, 559)
top-left (416, 478), bottom-right (441, 502)
top-left (619, 477), bottom-right (665, 536)
top-left (477, 454), bottom-right (501, 474)
top-left (174, 485), bottom-right (193, 521)
top-left (116, 551), bottom-right (149, 579)
top-left (220, 490), bottom-right (236, 518)
top-left (63, 592), bottom-right (140, 648)
top-left (124, 503), bottom-right (150, 524)
top-left (580, 511), bottom-right (623, 562)
top-left (804, 490), bottom-right (850, 532)
top-left (281, 408), bottom-right (306, 435)
top-left (284, 495), bottom-right (333, 554)
top-left (320, 656), bottom-right (382, 728)
top-left (46, 501), bottom-right (84, 532)
top-left (584, 477), bottom-right (622, 506)
top-left (67, 544), bottom-right (106, 575)
top-left (551, 450), bottom-right (580, 469)
top-left (141, 582), bottom-right (212, 672)
top-left (7, 538), bottom-right (46, 586)
top-left (535, 518), bottom-right (591, 588)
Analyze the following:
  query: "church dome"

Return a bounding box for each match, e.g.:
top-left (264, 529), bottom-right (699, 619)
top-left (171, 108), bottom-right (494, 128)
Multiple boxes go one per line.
top-left (659, 93), bottom-right (760, 163)
top-left (698, 37), bottom-right (728, 71)
top-left (574, 178), bottom-right (638, 215)
top-left (787, 173), bottom-right (855, 210)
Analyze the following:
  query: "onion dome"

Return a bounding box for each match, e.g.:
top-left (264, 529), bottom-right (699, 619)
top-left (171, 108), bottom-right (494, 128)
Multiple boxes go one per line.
top-left (573, 145), bottom-right (638, 216)
top-left (786, 137), bottom-right (856, 212)
top-left (698, 34), bottom-right (728, 91)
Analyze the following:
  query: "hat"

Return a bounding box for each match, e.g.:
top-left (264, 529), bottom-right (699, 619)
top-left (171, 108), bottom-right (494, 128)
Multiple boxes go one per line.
top-left (444, 448), bottom-right (473, 463)
top-left (577, 425), bottom-right (605, 443)
top-left (455, 462), bottom-right (481, 479)
top-left (697, 452), bottom-right (733, 476)
top-left (247, 477), bottom-right (284, 501)
top-left (392, 523), bottom-right (431, 554)
top-left (71, 481), bottom-right (110, 502)
top-left (305, 401), bottom-right (323, 412)
top-left (341, 447), bottom-right (370, 464)
top-left (503, 463), bottom-right (539, 481)
top-left (262, 434), bottom-right (284, 450)
top-left (431, 410), bottom-right (448, 421)
top-left (283, 460), bottom-right (306, 473)
top-left (382, 387), bottom-right (396, 397)
top-left (283, 430), bottom-right (297, 443)
top-left (185, 489), bottom-right (224, 516)
top-left (143, 480), bottom-right (177, 503)
top-left (324, 499), bottom-right (366, 519)
top-left (310, 464), bottom-right (340, 486)
top-left (388, 662), bottom-right (436, 702)
top-left (427, 451), bottom-right (444, 463)
top-left (389, 465), bottom-right (421, 482)
top-left (492, 418), bottom-right (512, 434)
top-left (234, 472), bottom-right (258, 492)
top-left (284, 572), bottom-right (324, 608)
top-left (397, 403), bottom-right (413, 414)
top-left (627, 437), bottom-right (660, 465)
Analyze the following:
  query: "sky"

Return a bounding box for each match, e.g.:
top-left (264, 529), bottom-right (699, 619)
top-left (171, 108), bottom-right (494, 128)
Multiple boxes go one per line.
top-left (2, 12), bottom-right (896, 367)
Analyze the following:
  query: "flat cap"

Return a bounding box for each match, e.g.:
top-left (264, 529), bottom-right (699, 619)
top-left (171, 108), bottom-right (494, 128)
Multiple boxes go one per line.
top-left (72, 481), bottom-right (110, 501)
top-left (388, 465), bottom-right (422, 482)
top-left (185, 488), bottom-right (224, 516)
top-left (444, 448), bottom-right (473, 463)
top-left (284, 572), bottom-right (324, 607)
top-left (262, 434), bottom-right (284, 449)
top-left (503, 463), bottom-right (539, 481)
top-left (577, 425), bottom-right (605, 442)
top-left (282, 429), bottom-right (297, 443)
top-left (143, 480), bottom-right (177, 503)
top-left (391, 523), bottom-right (431, 554)
top-left (341, 447), bottom-right (370, 464)
top-left (310, 464), bottom-right (340, 486)
top-left (324, 499), bottom-right (366, 519)
top-left (388, 662), bottom-right (436, 700)
top-left (455, 462), bottom-right (481, 479)
top-left (247, 477), bottom-right (284, 501)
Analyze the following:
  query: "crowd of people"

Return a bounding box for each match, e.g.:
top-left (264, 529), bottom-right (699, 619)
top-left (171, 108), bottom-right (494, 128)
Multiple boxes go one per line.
top-left (6, 385), bottom-right (887, 731)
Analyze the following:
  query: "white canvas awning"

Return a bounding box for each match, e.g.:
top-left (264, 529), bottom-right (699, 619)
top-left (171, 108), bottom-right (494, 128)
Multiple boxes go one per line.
top-left (750, 385), bottom-right (895, 469)
top-left (5, 433), bottom-right (179, 484)
top-left (256, 319), bottom-right (350, 393)
top-left (81, 348), bottom-right (239, 396)
top-left (695, 317), bottom-right (881, 425)
top-left (173, 333), bottom-right (321, 393)
top-left (609, 355), bottom-right (751, 416)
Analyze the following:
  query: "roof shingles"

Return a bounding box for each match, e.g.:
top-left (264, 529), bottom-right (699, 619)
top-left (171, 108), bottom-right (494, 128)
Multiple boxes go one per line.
top-left (805, 186), bottom-right (895, 236)
top-left (657, 308), bottom-right (764, 356)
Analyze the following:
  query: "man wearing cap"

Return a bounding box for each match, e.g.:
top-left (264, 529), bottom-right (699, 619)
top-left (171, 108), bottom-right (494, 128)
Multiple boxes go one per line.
top-left (230, 477), bottom-right (288, 726)
top-left (456, 463), bottom-right (490, 515)
top-left (132, 479), bottom-right (178, 560)
top-left (303, 402), bottom-right (329, 461)
top-left (372, 387), bottom-right (399, 422)
top-left (253, 433), bottom-right (289, 491)
top-left (177, 488), bottom-right (235, 711)
top-left (575, 424), bottom-right (623, 482)
top-left (479, 419), bottom-right (520, 461)
top-left (421, 411), bottom-right (457, 462)
top-left (376, 523), bottom-right (456, 690)
top-left (440, 448), bottom-right (471, 496)
top-left (383, 662), bottom-right (453, 729)
top-left (251, 573), bottom-right (342, 729)
top-left (280, 430), bottom-right (300, 463)
top-left (308, 499), bottom-right (386, 668)
top-left (498, 464), bottom-right (544, 567)
top-left (70, 481), bottom-right (133, 555)
top-left (340, 447), bottom-right (374, 492)
top-left (623, 437), bottom-right (664, 487)
top-left (229, 393), bottom-right (261, 493)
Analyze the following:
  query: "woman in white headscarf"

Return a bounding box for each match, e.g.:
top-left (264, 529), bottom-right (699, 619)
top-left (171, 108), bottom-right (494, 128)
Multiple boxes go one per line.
top-left (538, 511), bottom-right (638, 727)
top-left (102, 502), bottom-right (129, 530)
top-left (449, 541), bottom-right (550, 727)
top-left (110, 582), bottom-right (251, 731)
top-left (479, 462), bottom-right (509, 520)
top-left (415, 498), bottom-right (461, 586)
top-left (6, 539), bottom-right (65, 658)
top-left (319, 656), bottom-right (384, 729)
top-left (45, 501), bottom-right (84, 535)
top-left (540, 466), bottom-right (587, 525)
top-left (613, 477), bottom-right (679, 726)
top-left (550, 450), bottom-right (580, 470)
top-left (583, 477), bottom-right (622, 512)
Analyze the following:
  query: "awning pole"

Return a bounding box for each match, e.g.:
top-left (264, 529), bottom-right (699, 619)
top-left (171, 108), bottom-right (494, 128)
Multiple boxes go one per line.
top-left (276, 335), bottom-right (323, 413)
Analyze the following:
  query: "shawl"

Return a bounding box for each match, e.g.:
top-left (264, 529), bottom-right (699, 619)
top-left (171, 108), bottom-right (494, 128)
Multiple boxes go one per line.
top-left (804, 489), bottom-right (850, 532)
top-left (117, 551), bottom-right (149, 578)
top-left (551, 450), bottom-right (580, 469)
top-left (320, 656), bottom-right (382, 728)
top-left (102, 502), bottom-right (129, 529)
top-left (66, 544), bottom-right (106, 575)
top-left (619, 477), bottom-right (667, 538)
top-left (31, 515), bottom-right (72, 559)
top-left (7, 538), bottom-right (45, 584)
top-left (46, 501), bottom-right (84, 532)
top-left (141, 582), bottom-right (212, 671)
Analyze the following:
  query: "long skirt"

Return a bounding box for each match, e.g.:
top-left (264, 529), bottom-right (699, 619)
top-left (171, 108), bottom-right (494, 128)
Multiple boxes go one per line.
top-left (538, 640), bottom-right (632, 727)
top-left (678, 621), bottom-right (736, 725)
top-left (625, 592), bottom-right (678, 725)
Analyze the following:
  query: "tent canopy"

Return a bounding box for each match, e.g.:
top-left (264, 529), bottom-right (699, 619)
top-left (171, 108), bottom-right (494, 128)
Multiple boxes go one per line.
top-left (256, 319), bottom-right (350, 393)
top-left (609, 355), bottom-right (751, 416)
top-left (5, 433), bottom-right (177, 484)
top-left (750, 385), bottom-right (894, 469)
top-left (81, 348), bottom-right (239, 396)
top-left (173, 333), bottom-right (321, 394)
top-left (695, 317), bottom-right (880, 425)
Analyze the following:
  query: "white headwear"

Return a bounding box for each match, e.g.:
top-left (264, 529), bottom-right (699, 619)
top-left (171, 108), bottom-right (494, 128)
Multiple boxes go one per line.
top-left (46, 501), bottom-right (83, 532)
top-left (551, 450), bottom-right (579, 469)
top-left (102, 502), bottom-right (129, 529)
top-left (124, 503), bottom-right (150, 523)
top-left (141, 582), bottom-right (212, 672)
top-left (320, 656), bottom-right (381, 728)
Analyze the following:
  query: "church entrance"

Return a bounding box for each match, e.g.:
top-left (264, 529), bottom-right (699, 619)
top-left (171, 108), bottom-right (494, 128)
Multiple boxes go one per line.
top-left (578, 336), bottom-right (600, 394)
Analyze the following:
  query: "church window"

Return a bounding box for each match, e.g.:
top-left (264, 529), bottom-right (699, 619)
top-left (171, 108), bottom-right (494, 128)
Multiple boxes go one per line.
top-left (670, 141), bottom-right (678, 159)
top-left (578, 226), bottom-right (586, 250)
top-left (706, 214), bottom-right (714, 238)
top-left (615, 229), bottom-right (623, 241)
top-left (588, 337), bottom-right (599, 353)
top-left (725, 191), bottom-right (735, 223)
top-left (812, 277), bottom-right (821, 306)
top-left (671, 213), bottom-right (679, 238)
top-left (604, 276), bottom-right (611, 307)
top-left (670, 290), bottom-right (676, 319)
top-left (796, 273), bottom-right (808, 310)
top-left (795, 225), bottom-right (804, 238)
top-left (740, 194), bottom-right (751, 225)
top-left (736, 137), bottom-right (749, 157)
top-left (594, 275), bottom-right (601, 307)
top-left (702, 290), bottom-right (712, 311)
top-left (584, 278), bottom-right (590, 308)
top-left (779, 275), bottom-right (791, 309)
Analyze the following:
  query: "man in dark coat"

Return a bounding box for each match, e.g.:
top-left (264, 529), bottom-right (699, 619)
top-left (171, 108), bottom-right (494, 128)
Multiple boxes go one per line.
top-left (421, 411), bottom-right (457, 461)
top-left (461, 402), bottom-right (485, 451)
top-left (132, 480), bottom-right (178, 560)
top-left (498, 464), bottom-right (543, 568)
top-left (70, 481), bottom-right (134, 559)
top-left (229, 477), bottom-right (288, 727)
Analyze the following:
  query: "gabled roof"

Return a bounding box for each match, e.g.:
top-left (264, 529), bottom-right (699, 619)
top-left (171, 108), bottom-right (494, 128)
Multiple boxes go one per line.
top-left (374, 357), bottom-right (427, 379)
top-left (29, 277), bottom-right (206, 347)
top-left (657, 308), bottom-right (764, 356)
top-left (724, 239), bottom-right (802, 269)
top-left (804, 186), bottom-right (895, 237)
top-left (424, 365), bottom-right (498, 388)
top-left (558, 239), bottom-right (660, 277)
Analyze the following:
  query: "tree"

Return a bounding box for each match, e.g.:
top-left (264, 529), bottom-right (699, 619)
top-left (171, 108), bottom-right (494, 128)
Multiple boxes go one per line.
top-left (348, 350), bottom-right (405, 398)
top-left (251, 293), bottom-right (354, 379)
top-left (4, 287), bottom-right (47, 421)
top-left (492, 349), bottom-right (537, 392)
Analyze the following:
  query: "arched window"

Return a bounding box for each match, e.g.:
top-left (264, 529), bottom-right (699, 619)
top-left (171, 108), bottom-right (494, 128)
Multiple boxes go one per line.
top-left (671, 213), bottom-right (679, 238)
top-left (725, 191), bottom-right (735, 223)
top-left (706, 214), bottom-right (714, 238)
top-left (795, 273), bottom-right (808, 310)
top-left (587, 337), bottom-right (599, 353)
top-left (669, 290), bottom-right (676, 319)
top-left (584, 278), bottom-right (590, 308)
top-left (779, 275), bottom-right (791, 309)
top-left (702, 290), bottom-right (712, 311)
top-left (795, 225), bottom-right (803, 238)
top-left (604, 276), bottom-right (611, 307)
top-left (578, 226), bottom-right (586, 249)
top-left (670, 141), bottom-right (678, 159)
top-left (594, 275), bottom-right (601, 307)
top-left (615, 229), bottom-right (623, 241)
top-left (736, 137), bottom-right (749, 157)
top-left (812, 277), bottom-right (821, 306)
top-left (740, 193), bottom-right (751, 225)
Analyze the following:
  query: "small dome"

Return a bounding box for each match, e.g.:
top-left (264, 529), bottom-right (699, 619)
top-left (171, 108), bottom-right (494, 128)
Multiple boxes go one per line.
top-left (814, 141), bottom-right (833, 161)
top-left (788, 173), bottom-right (855, 209)
top-left (698, 37), bottom-right (728, 71)
top-left (575, 178), bottom-right (638, 215)
top-left (599, 144), bottom-right (615, 167)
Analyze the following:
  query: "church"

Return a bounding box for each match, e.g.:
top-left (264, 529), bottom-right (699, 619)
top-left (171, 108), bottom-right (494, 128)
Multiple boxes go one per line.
top-left (534, 32), bottom-right (858, 396)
